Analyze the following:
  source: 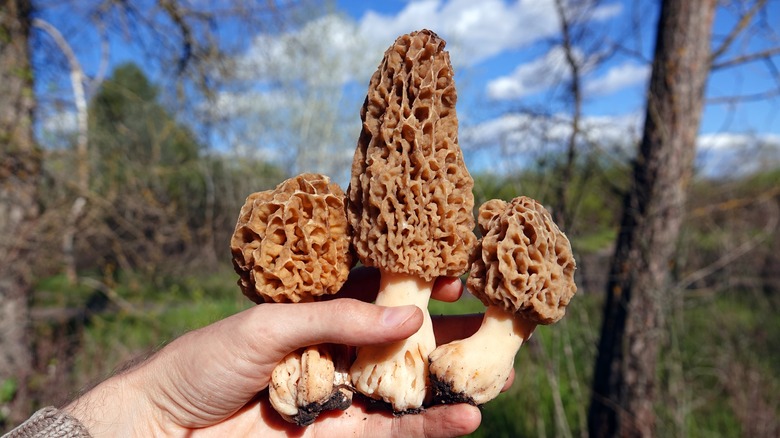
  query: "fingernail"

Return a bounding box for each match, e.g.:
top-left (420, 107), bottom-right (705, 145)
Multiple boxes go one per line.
top-left (381, 306), bottom-right (418, 327)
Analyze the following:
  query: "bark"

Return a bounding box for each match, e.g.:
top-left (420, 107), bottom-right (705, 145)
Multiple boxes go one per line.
top-left (587, 1), bottom-right (716, 437)
top-left (0, 0), bottom-right (39, 429)
top-left (552, 0), bottom-right (583, 231)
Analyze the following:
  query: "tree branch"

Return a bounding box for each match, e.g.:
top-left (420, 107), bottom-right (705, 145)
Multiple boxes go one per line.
top-left (711, 46), bottom-right (780, 70)
top-left (32, 18), bottom-right (89, 193)
top-left (706, 87), bottom-right (780, 104)
top-left (710, 0), bottom-right (768, 63)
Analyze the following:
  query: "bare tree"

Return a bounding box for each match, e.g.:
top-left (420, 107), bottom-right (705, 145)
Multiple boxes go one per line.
top-left (32, 17), bottom-right (100, 284)
top-left (585, 1), bottom-right (772, 436)
top-left (0, 1), bottom-right (309, 428)
top-left (0, 0), bottom-right (39, 428)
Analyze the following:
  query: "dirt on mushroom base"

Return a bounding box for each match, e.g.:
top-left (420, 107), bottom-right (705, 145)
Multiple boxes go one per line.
top-left (429, 375), bottom-right (479, 406)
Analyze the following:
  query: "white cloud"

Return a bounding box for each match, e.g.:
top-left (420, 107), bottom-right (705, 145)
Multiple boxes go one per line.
top-left (38, 108), bottom-right (78, 149)
top-left (487, 56), bottom-right (649, 101)
top-left (584, 62), bottom-right (650, 96)
top-left (462, 111), bottom-right (642, 151)
top-left (460, 111), bottom-right (642, 173)
top-left (359, 0), bottom-right (622, 67)
top-left (215, 1), bottom-right (629, 176)
top-left (237, 14), bottom-right (375, 86)
top-left (44, 109), bottom-right (78, 133)
top-left (486, 46), bottom-right (577, 100)
top-left (461, 112), bottom-right (780, 176)
top-left (697, 133), bottom-right (779, 150)
top-left (696, 133), bottom-right (780, 177)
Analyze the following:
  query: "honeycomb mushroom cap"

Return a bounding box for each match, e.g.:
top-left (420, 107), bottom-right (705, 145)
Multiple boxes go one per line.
top-left (467, 197), bottom-right (577, 325)
top-left (347, 29), bottom-right (476, 282)
top-left (231, 173), bottom-right (354, 303)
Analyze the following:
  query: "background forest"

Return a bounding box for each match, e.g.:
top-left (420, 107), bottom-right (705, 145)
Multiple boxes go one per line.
top-left (1, 0), bottom-right (779, 436)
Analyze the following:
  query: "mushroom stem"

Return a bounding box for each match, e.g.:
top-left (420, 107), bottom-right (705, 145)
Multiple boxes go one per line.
top-left (428, 305), bottom-right (537, 406)
top-left (350, 271), bottom-right (436, 412)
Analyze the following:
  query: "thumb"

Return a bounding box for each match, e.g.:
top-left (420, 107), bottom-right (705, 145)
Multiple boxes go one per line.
top-left (241, 299), bottom-right (423, 359)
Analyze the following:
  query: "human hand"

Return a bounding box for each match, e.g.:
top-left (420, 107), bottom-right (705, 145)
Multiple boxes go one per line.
top-left (63, 268), bottom-right (512, 437)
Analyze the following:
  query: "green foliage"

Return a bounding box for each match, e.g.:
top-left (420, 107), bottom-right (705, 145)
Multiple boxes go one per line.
top-left (427, 286), bottom-right (780, 437)
top-left (89, 62), bottom-right (200, 196)
top-left (472, 152), bottom-right (628, 254)
top-left (38, 268), bottom-right (253, 386)
top-left (48, 62), bottom-right (289, 277)
top-left (29, 268), bottom-right (780, 436)
top-left (29, 86), bottom-right (779, 434)
top-left (0, 378), bottom-right (17, 404)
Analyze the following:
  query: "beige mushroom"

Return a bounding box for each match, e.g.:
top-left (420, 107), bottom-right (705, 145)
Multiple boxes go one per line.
top-left (428, 196), bottom-right (577, 405)
top-left (230, 173), bottom-right (354, 425)
top-left (347, 29), bottom-right (476, 412)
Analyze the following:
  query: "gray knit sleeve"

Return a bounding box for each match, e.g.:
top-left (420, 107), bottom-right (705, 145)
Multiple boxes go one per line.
top-left (3, 407), bottom-right (91, 438)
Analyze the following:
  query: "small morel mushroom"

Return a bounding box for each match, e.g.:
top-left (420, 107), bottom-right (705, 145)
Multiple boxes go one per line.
top-left (230, 173), bottom-right (354, 425)
top-left (428, 197), bottom-right (577, 406)
top-left (347, 30), bottom-right (476, 413)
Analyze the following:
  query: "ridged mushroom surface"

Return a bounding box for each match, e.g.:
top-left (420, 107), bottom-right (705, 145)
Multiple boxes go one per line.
top-left (467, 196), bottom-right (576, 325)
top-left (231, 172), bottom-right (353, 303)
top-left (347, 29), bottom-right (476, 281)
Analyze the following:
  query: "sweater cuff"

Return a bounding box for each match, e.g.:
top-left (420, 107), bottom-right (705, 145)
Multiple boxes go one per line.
top-left (4, 406), bottom-right (91, 438)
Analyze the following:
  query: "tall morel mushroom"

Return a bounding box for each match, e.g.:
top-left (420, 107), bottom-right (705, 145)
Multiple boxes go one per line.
top-left (428, 196), bottom-right (577, 406)
top-left (347, 30), bottom-right (476, 412)
top-left (230, 173), bottom-right (355, 425)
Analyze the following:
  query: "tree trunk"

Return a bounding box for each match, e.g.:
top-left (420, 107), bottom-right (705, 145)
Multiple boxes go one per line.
top-left (587, 1), bottom-right (715, 437)
top-left (0, 0), bottom-right (38, 429)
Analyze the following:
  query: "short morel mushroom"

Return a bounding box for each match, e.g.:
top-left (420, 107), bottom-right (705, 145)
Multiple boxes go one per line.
top-left (347, 30), bottom-right (477, 412)
top-left (230, 173), bottom-right (354, 425)
top-left (428, 197), bottom-right (577, 406)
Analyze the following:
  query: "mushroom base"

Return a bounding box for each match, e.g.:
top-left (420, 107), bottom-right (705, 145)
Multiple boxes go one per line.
top-left (269, 344), bottom-right (353, 425)
top-left (289, 386), bottom-right (354, 426)
top-left (428, 305), bottom-right (536, 406)
top-left (428, 373), bottom-right (478, 406)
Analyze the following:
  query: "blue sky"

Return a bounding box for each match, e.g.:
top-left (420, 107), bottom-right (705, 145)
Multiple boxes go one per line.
top-left (334, 0), bottom-right (779, 135)
top-left (35, 0), bottom-right (780, 178)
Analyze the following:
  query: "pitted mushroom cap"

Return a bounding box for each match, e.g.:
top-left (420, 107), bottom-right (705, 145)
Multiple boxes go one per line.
top-left (467, 197), bottom-right (577, 325)
top-left (347, 29), bottom-right (476, 282)
top-left (231, 173), bottom-right (354, 304)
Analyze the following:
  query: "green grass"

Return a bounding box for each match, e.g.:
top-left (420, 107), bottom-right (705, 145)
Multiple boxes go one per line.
top-left (31, 273), bottom-right (779, 436)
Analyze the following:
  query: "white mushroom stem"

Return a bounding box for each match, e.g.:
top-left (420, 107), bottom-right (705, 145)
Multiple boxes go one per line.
top-left (428, 305), bottom-right (537, 405)
top-left (350, 271), bottom-right (436, 412)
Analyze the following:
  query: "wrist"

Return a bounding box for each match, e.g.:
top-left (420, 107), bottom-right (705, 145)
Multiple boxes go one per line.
top-left (62, 371), bottom-right (163, 437)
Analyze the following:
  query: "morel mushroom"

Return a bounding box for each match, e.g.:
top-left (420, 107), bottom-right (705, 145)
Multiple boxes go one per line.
top-left (230, 173), bottom-right (354, 425)
top-left (347, 30), bottom-right (476, 412)
top-left (428, 197), bottom-right (577, 406)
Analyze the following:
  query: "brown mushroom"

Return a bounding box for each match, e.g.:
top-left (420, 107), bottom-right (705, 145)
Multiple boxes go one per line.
top-left (230, 173), bottom-right (354, 425)
top-left (347, 30), bottom-right (476, 412)
top-left (428, 196), bottom-right (577, 405)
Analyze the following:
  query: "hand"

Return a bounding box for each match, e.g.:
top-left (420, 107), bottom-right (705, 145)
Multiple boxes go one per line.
top-left (63, 268), bottom-right (512, 437)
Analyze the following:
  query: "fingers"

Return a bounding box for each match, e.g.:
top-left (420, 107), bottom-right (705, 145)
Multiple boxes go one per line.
top-left (332, 266), bottom-right (464, 304)
top-left (330, 266), bottom-right (380, 301)
top-left (502, 368), bottom-right (516, 392)
top-left (431, 313), bottom-right (483, 345)
top-left (359, 404), bottom-right (481, 438)
top-left (431, 277), bottom-right (464, 302)
top-left (417, 404), bottom-right (482, 438)
top-left (243, 299), bottom-right (424, 358)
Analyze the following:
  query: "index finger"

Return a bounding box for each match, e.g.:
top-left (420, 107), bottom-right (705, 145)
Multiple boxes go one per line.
top-left (431, 313), bottom-right (483, 345)
top-left (332, 267), bottom-right (465, 303)
top-left (330, 266), bottom-right (380, 301)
